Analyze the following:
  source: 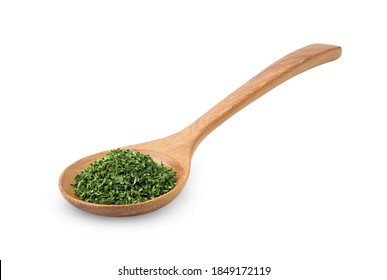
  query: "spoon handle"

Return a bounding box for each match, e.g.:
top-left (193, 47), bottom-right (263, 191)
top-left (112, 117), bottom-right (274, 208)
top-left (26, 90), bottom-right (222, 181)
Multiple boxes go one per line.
top-left (186, 43), bottom-right (341, 151)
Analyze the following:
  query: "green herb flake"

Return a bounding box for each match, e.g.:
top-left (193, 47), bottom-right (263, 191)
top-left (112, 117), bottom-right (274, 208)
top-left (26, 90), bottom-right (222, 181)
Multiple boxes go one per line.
top-left (73, 149), bottom-right (177, 205)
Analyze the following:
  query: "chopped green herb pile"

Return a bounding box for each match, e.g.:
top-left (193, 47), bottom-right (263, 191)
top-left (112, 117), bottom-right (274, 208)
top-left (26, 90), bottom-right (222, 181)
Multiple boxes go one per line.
top-left (73, 149), bottom-right (176, 205)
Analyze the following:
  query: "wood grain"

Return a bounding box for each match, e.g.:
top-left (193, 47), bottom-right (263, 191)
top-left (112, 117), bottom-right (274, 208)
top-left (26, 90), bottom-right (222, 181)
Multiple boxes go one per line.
top-left (59, 43), bottom-right (341, 216)
top-left (135, 44), bottom-right (341, 167)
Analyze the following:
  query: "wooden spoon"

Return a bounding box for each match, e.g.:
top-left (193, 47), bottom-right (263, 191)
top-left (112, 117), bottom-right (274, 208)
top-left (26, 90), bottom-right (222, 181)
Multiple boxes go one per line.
top-left (59, 43), bottom-right (341, 216)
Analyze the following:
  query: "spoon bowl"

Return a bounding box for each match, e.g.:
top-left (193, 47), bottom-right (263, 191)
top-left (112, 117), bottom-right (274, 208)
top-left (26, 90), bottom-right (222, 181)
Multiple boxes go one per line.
top-left (60, 147), bottom-right (189, 216)
top-left (59, 44), bottom-right (342, 216)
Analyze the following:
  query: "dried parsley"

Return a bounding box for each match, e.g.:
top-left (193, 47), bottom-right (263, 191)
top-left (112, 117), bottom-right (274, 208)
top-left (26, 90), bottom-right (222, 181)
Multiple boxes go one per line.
top-left (73, 149), bottom-right (176, 205)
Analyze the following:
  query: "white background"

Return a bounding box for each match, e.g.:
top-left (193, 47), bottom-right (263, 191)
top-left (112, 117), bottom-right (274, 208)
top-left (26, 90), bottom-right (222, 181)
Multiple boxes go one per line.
top-left (1, 1), bottom-right (386, 279)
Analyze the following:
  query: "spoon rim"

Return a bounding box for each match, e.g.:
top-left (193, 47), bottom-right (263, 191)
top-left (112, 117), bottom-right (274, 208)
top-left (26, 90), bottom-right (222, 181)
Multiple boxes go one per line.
top-left (59, 147), bottom-right (189, 216)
